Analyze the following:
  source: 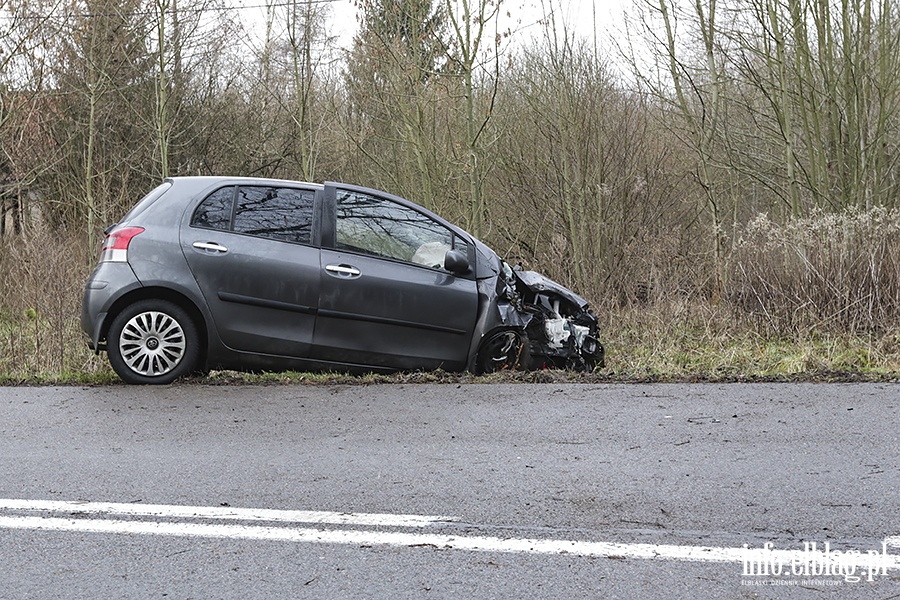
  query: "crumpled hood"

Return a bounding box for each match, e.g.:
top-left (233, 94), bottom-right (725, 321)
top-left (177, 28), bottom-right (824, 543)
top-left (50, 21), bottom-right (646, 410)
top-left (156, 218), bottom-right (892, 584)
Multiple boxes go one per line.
top-left (512, 270), bottom-right (590, 309)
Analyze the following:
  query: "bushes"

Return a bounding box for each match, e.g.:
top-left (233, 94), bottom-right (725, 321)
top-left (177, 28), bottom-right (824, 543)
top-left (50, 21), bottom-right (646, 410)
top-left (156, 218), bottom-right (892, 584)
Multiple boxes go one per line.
top-left (730, 208), bottom-right (900, 334)
top-left (0, 232), bottom-right (109, 380)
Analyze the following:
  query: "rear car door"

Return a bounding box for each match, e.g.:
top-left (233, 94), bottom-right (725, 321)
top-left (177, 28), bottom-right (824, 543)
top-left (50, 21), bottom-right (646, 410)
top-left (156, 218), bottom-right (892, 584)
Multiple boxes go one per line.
top-left (313, 185), bottom-right (479, 370)
top-left (181, 183), bottom-right (321, 358)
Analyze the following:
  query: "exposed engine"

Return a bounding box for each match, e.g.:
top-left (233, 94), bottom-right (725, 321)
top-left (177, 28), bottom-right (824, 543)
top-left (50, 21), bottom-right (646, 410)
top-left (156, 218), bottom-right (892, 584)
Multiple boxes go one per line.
top-left (494, 261), bottom-right (604, 371)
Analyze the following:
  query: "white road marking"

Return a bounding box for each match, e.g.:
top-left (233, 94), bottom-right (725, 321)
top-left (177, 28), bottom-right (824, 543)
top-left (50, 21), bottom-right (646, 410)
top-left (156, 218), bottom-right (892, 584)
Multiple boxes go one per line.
top-left (0, 499), bottom-right (897, 571)
top-left (0, 498), bottom-right (453, 527)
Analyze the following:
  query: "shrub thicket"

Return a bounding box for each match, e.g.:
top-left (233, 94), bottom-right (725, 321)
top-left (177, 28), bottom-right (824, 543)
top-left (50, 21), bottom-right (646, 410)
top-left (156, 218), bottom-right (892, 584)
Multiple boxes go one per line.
top-left (730, 208), bottom-right (900, 334)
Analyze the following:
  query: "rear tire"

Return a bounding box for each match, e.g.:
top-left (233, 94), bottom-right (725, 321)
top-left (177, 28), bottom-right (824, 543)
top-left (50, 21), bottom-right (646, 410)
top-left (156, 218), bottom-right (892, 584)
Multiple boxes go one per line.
top-left (107, 300), bottom-right (199, 385)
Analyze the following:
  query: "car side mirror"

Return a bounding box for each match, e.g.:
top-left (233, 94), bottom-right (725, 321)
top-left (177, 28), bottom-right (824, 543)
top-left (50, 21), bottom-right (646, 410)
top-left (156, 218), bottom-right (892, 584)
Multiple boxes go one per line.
top-left (444, 249), bottom-right (471, 275)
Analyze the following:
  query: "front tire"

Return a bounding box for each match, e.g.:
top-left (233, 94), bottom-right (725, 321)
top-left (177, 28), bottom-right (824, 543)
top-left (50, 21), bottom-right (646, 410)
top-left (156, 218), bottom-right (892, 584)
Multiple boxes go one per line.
top-left (107, 300), bottom-right (199, 384)
top-left (475, 330), bottom-right (528, 373)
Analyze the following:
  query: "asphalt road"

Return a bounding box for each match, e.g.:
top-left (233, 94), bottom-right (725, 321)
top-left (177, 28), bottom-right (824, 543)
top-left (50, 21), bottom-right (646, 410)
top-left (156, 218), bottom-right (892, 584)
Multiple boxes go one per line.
top-left (0, 382), bottom-right (898, 599)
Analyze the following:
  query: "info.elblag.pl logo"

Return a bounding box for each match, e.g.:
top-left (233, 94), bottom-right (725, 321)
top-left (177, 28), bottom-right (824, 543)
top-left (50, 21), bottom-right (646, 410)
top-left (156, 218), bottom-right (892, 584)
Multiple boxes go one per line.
top-left (741, 541), bottom-right (895, 584)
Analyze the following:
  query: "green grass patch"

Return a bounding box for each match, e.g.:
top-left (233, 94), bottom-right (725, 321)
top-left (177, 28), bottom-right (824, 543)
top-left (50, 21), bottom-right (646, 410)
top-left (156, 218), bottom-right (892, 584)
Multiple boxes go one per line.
top-left (0, 305), bottom-right (897, 386)
top-left (600, 303), bottom-right (900, 380)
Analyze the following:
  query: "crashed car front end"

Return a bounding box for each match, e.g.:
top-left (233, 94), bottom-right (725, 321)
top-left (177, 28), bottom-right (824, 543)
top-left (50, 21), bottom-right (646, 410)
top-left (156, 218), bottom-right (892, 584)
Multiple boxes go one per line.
top-left (469, 246), bottom-right (605, 373)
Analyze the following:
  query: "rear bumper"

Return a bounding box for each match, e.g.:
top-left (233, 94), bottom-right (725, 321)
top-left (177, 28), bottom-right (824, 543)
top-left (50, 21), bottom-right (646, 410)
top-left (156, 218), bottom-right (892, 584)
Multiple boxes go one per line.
top-left (80, 262), bottom-right (142, 352)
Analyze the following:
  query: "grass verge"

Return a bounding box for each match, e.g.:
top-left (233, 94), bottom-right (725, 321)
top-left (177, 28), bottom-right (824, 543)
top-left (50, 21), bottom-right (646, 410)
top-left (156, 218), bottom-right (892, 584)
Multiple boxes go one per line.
top-left (1, 303), bottom-right (897, 386)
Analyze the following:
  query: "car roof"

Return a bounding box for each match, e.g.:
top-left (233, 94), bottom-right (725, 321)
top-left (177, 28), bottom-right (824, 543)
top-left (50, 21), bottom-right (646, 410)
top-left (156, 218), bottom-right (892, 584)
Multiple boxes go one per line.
top-left (167, 176), bottom-right (323, 188)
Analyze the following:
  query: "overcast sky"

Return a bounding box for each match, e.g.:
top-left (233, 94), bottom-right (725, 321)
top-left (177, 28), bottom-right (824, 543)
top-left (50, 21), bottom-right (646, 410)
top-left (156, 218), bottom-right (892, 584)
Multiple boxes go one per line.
top-left (322, 0), bottom-right (632, 46)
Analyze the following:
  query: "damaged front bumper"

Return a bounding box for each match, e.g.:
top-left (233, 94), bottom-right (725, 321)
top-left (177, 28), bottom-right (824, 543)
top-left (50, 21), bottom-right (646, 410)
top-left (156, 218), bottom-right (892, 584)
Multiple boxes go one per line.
top-left (474, 261), bottom-right (605, 373)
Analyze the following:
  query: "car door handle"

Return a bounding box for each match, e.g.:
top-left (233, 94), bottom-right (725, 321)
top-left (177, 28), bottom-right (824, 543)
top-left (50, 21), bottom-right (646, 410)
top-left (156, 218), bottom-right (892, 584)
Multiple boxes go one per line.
top-left (192, 241), bottom-right (228, 253)
top-left (325, 264), bottom-right (361, 278)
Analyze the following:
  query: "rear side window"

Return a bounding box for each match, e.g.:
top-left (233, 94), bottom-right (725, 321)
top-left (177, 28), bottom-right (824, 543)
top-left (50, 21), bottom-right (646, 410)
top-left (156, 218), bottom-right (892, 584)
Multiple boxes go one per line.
top-left (233, 187), bottom-right (314, 244)
top-left (191, 185), bottom-right (314, 245)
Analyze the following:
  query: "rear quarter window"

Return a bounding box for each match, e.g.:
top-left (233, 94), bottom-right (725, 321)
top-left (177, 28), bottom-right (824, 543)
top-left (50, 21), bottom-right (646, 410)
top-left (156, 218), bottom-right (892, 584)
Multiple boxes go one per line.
top-left (191, 187), bottom-right (234, 231)
top-left (119, 181), bottom-right (173, 223)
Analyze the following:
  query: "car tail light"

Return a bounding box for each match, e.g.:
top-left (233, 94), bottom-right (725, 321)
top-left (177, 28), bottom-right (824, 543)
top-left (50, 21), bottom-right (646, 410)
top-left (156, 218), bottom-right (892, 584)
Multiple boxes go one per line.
top-left (100, 226), bottom-right (144, 262)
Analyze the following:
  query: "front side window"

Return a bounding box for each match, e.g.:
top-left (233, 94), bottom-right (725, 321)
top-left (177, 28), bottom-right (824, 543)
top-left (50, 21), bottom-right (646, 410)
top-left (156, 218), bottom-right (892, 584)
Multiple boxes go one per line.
top-left (335, 191), bottom-right (455, 268)
top-left (191, 185), bottom-right (314, 245)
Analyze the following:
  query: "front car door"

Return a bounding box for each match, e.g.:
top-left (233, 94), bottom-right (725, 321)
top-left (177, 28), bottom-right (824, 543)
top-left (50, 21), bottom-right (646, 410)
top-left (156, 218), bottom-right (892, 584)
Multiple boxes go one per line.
top-left (313, 185), bottom-right (479, 370)
top-left (181, 182), bottom-right (321, 358)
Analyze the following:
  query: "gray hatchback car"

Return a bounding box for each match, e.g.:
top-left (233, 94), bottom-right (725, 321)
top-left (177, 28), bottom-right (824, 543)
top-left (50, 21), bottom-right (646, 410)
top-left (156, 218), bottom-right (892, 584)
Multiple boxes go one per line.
top-left (81, 177), bottom-right (604, 384)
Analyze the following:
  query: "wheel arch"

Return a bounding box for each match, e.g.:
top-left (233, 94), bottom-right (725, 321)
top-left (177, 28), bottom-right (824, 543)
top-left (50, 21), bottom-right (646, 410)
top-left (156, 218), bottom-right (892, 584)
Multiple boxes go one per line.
top-left (100, 287), bottom-right (209, 369)
top-left (473, 326), bottom-right (529, 374)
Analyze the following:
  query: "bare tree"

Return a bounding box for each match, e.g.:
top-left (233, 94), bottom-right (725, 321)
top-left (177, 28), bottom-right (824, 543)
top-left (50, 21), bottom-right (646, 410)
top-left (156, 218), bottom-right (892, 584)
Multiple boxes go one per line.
top-left (343, 0), bottom-right (458, 213)
top-left (444, 0), bottom-right (505, 236)
top-left (493, 21), bottom-right (697, 304)
top-left (0, 0), bottom-right (64, 237)
top-left (624, 0), bottom-right (730, 290)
